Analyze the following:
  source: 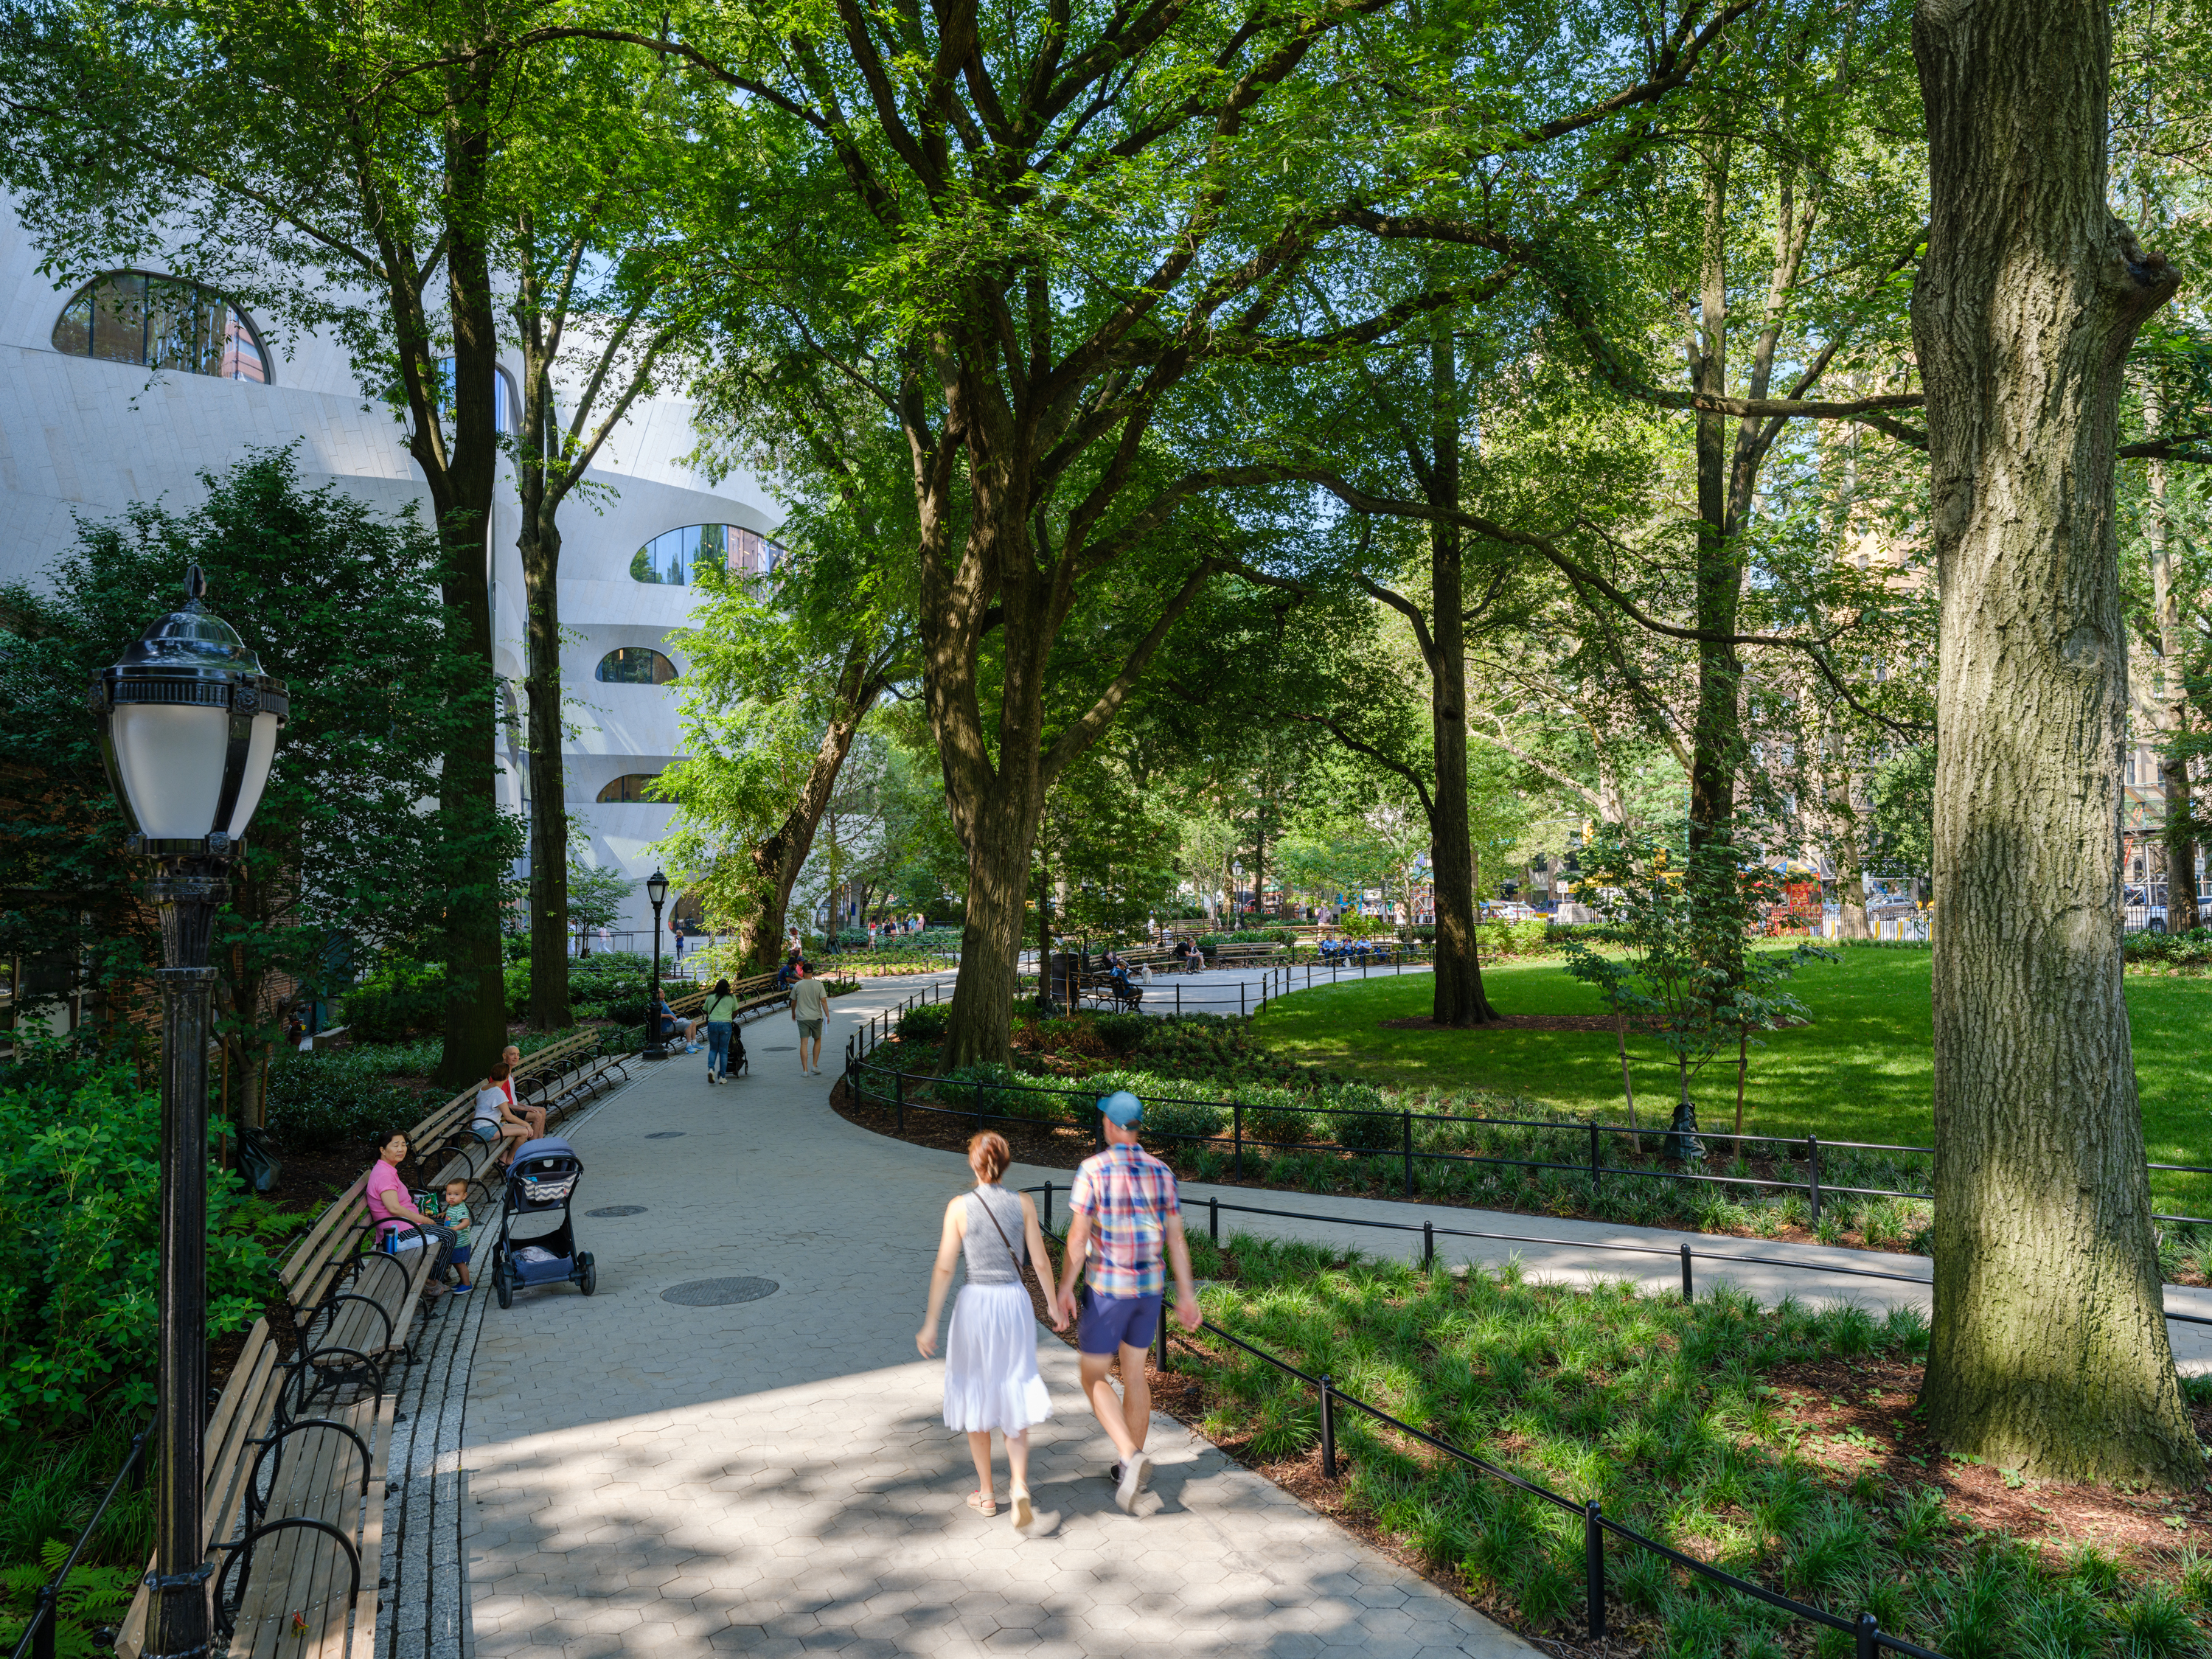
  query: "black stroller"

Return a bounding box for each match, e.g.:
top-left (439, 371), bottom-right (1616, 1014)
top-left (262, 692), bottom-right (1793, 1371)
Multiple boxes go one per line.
top-left (489, 1136), bottom-right (597, 1308)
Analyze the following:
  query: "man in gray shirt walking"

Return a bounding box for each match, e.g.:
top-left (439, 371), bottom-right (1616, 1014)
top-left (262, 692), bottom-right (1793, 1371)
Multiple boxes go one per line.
top-left (790, 961), bottom-right (830, 1075)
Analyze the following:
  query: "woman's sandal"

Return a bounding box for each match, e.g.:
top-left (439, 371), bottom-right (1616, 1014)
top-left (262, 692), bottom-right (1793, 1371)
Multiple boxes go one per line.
top-left (966, 1490), bottom-right (997, 1517)
top-left (1009, 1488), bottom-right (1033, 1529)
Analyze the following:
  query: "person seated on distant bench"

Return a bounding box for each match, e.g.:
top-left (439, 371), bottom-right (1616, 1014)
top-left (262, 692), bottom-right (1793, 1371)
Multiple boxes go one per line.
top-left (496, 1043), bottom-right (548, 1141)
top-left (470, 1062), bottom-right (532, 1169)
top-left (1171, 939), bottom-right (1197, 972)
top-left (651, 986), bottom-right (699, 1054)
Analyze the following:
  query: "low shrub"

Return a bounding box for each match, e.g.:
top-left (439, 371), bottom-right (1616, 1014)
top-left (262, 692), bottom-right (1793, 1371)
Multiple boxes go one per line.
top-left (1140, 1097), bottom-right (1228, 1143)
top-left (1470, 918), bottom-right (1551, 959)
top-left (338, 960), bottom-right (445, 1043)
top-left (265, 1050), bottom-right (417, 1152)
top-left (897, 1004), bottom-right (952, 1041)
top-left (1091, 1013), bottom-right (1151, 1054)
top-left (1320, 1082), bottom-right (1399, 1151)
top-left (1238, 1085), bottom-right (1311, 1144)
top-left (936, 1062), bottom-right (1026, 1119)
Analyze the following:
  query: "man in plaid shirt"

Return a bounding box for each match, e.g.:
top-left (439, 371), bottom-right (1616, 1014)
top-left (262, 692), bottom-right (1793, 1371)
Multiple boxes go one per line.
top-left (1054, 1091), bottom-right (1200, 1514)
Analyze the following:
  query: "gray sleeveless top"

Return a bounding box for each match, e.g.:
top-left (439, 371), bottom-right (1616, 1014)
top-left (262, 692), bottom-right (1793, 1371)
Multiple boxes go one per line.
top-left (961, 1186), bottom-right (1026, 1284)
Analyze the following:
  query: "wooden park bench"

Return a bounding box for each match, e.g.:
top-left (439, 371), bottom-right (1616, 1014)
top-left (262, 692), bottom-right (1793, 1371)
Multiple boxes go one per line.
top-left (114, 1080), bottom-right (475, 1659)
top-left (1207, 940), bottom-right (1286, 967)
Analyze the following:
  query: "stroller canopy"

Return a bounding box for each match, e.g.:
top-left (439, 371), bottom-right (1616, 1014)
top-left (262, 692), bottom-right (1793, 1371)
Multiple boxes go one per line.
top-left (512, 1136), bottom-right (580, 1166)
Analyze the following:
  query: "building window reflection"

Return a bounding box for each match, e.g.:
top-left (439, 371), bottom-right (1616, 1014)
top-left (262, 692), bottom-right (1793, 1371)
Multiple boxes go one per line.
top-left (434, 358), bottom-right (518, 434)
top-left (629, 524), bottom-right (782, 585)
top-left (595, 648), bottom-right (679, 685)
top-left (596, 773), bottom-right (664, 804)
top-left (52, 271), bottom-right (268, 382)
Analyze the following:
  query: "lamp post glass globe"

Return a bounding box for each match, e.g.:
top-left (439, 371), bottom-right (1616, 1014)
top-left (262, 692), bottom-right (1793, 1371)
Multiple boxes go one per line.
top-left (93, 563), bottom-right (288, 853)
top-left (645, 868), bottom-right (670, 1058)
top-left (91, 565), bottom-right (288, 1659)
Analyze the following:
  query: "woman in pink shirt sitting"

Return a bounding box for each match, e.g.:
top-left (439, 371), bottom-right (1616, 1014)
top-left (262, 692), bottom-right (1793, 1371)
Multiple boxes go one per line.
top-left (365, 1131), bottom-right (460, 1295)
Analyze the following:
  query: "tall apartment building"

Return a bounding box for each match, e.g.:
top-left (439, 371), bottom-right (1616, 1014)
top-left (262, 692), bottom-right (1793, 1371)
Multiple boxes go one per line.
top-left (0, 202), bottom-right (771, 936)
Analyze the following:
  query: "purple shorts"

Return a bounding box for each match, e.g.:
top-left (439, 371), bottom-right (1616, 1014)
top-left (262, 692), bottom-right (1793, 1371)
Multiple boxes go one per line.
top-left (1078, 1290), bottom-right (1163, 1355)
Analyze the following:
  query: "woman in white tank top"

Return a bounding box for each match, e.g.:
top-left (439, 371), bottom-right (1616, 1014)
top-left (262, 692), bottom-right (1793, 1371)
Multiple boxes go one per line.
top-left (917, 1132), bottom-right (1066, 1526)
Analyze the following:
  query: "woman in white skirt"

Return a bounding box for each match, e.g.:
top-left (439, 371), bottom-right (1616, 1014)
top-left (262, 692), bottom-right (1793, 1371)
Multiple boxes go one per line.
top-left (917, 1132), bottom-right (1064, 1526)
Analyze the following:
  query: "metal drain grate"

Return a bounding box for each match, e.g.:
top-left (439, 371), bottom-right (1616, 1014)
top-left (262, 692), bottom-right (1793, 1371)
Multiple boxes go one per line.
top-left (644, 1131), bottom-right (686, 1139)
top-left (585, 1206), bottom-right (647, 1217)
top-left (660, 1277), bottom-right (779, 1307)
top-left (762, 1046), bottom-right (795, 1051)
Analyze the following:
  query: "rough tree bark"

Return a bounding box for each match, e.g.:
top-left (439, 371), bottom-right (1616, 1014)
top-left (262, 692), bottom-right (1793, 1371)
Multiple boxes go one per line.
top-left (1912, 0), bottom-right (2198, 1484)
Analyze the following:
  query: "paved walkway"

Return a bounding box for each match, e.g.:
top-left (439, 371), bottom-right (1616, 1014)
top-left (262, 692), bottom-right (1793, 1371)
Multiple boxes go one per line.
top-left (459, 980), bottom-right (1536, 1659)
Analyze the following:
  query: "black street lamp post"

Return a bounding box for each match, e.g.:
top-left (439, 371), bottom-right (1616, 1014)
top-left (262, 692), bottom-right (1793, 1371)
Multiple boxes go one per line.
top-left (644, 868), bottom-right (670, 1059)
top-left (90, 566), bottom-right (286, 1659)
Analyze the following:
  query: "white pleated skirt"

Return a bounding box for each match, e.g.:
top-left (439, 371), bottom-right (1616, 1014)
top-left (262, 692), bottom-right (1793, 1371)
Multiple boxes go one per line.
top-left (942, 1282), bottom-right (1052, 1433)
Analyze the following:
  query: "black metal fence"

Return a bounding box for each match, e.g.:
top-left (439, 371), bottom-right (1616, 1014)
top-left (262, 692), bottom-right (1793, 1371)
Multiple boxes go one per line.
top-left (8, 1423), bottom-right (150, 1659)
top-left (842, 985), bottom-right (2212, 1232)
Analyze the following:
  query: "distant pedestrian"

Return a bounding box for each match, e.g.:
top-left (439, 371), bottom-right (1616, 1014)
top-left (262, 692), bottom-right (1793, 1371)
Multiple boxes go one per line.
top-left (1053, 1091), bottom-right (1200, 1514)
top-left (790, 960), bottom-right (829, 1075)
top-left (700, 978), bottom-right (740, 1085)
top-left (917, 1132), bottom-right (1063, 1527)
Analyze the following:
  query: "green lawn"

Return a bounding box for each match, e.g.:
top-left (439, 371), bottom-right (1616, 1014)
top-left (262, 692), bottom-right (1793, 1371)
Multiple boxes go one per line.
top-left (1251, 945), bottom-right (2212, 1217)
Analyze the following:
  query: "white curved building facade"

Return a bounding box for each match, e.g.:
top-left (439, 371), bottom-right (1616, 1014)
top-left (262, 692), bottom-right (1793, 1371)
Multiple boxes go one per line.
top-left (0, 201), bottom-right (764, 936)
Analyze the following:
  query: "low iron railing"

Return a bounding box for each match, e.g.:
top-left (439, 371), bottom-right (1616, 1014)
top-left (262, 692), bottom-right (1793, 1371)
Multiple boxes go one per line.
top-left (843, 984), bottom-right (2212, 1232)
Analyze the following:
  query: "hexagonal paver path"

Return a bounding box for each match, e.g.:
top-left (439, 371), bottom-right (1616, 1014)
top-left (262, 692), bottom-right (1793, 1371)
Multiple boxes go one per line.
top-left (462, 977), bottom-right (1537, 1659)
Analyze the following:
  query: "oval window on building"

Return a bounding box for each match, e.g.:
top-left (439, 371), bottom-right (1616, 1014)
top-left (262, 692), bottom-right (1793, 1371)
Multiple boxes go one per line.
top-left (52, 271), bottom-right (268, 382)
top-left (595, 773), bottom-right (664, 804)
top-left (596, 647), bottom-right (679, 686)
top-left (434, 358), bottom-right (518, 434)
top-left (629, 524), bottom-right (783, 585)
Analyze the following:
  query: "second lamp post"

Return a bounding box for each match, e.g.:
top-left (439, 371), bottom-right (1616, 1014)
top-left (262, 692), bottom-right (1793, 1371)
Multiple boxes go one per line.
top-left (644, 868), bottom-right (670, 1058)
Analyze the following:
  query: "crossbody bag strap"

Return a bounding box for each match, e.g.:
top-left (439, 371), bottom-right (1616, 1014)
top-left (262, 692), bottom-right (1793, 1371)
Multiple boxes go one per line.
top-left (972, 1186), bottom-right (1050, 1296)
top-left (971, 1186), bottom-right (1023, 1272)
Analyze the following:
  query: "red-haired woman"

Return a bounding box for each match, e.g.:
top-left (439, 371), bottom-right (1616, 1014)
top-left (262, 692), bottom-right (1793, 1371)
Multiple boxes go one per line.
top-left (917, 1132), bottom-right (1064, 1527)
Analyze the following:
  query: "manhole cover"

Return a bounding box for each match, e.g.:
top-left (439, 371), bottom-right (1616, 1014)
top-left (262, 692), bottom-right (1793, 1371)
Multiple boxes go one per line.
top-left (644, 1131), bottom-right (686, 1139)
top-left (763, 1046), bottom-right (795, 1051)
top-left (586, 1206), bottom-right (647, 1217)
top-left (661, 1277), bottom-right (779, 1307)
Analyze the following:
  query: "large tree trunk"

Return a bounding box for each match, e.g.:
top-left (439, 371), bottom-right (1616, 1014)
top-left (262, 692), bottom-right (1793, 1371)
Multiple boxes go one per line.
top-left (1912, 0), bottom-right (2197, 1485)
top-left (1426, 319), bottom-right (1500, 1026)
top-left (942, 785), bottom-right (1043, 1065)
top-left (520, 480), bottom-right (572, 1030)
top-left (428, 116), bottom-right (512, 1091)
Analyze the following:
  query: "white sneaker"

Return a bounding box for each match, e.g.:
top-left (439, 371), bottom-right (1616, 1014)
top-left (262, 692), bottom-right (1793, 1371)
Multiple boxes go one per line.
top-left (1115, 1453), bottom-right (1152, 1514)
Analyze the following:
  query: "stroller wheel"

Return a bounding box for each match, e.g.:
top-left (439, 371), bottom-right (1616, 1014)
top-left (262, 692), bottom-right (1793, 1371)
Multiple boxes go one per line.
top-left (495, 1267), bottom-right (514, 1310)
top-left (579, 1256), bottom-right (597, 1296)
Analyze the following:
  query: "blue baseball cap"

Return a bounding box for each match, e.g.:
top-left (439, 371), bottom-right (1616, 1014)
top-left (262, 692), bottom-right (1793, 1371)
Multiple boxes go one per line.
top-left (1097, 1090), bottom-right (1144, 1127)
